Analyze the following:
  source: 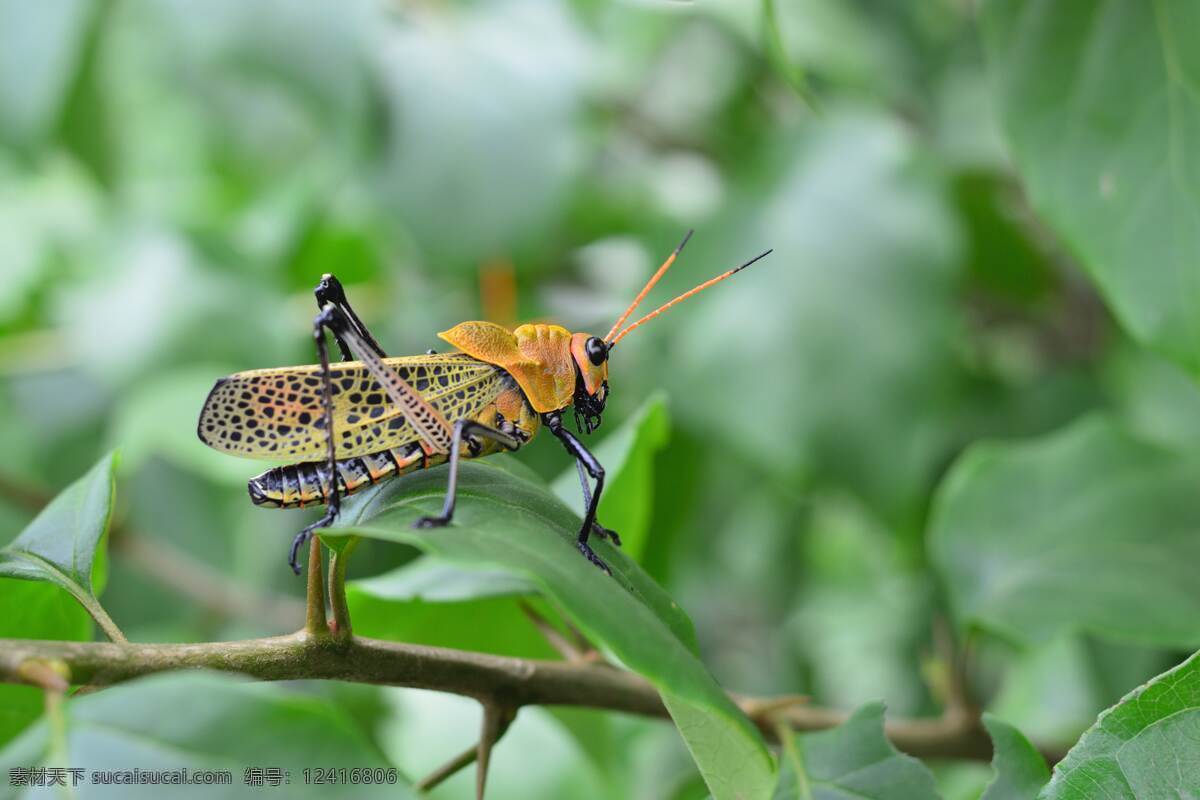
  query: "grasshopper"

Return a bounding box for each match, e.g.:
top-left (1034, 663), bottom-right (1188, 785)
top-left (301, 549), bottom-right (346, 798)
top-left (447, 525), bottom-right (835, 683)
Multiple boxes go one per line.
top-left (198, 232), bottom-right (770, 574)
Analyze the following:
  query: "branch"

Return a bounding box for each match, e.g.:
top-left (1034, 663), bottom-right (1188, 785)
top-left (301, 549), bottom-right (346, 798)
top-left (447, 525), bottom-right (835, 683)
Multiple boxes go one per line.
top-left (0, 635), bottom-right (1066, 764)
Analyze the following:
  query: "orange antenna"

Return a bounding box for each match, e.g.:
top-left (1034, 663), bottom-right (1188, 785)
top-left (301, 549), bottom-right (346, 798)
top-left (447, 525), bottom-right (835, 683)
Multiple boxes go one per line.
top-left (608, 248), bottom-right (773, 347)
top-left (605, 229), bottom-right (694, 343)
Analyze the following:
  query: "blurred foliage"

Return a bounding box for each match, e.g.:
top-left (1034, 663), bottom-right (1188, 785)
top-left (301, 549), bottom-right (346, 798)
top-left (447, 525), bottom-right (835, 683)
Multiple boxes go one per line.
top-left (774, 703), bottom-right (939, 799)
top-left (2, 0), bottom-right (1200, 797)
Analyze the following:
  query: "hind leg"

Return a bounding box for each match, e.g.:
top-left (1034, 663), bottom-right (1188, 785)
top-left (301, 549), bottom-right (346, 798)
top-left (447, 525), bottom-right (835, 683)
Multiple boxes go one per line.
top-left (287, 276), bottom-right (394, 574)
top-left (287, 306), bottom-right (343, 574)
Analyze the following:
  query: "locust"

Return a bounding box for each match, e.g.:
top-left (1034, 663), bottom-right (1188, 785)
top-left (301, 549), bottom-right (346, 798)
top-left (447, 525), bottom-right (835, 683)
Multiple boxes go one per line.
top-left (197, 232), bottom-right (771, 575)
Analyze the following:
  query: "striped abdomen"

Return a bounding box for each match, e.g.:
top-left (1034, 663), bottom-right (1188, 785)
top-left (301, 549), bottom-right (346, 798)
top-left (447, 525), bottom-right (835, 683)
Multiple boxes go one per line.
top-left (247, 441), bottom-right (446, 509)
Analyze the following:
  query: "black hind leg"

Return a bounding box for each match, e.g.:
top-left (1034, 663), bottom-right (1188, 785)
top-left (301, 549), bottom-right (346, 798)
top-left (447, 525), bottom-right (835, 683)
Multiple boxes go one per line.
top-left (286, 276), bottom-right (389, 574)
top-left (288, 304), bottom-right (343, 574)
top-left (314, 273), bottom-right (388, 360)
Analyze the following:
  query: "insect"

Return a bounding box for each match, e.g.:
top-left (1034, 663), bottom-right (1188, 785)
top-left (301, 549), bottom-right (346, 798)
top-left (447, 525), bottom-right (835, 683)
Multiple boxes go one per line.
top-left (198, 232), bottom-right (771, 575)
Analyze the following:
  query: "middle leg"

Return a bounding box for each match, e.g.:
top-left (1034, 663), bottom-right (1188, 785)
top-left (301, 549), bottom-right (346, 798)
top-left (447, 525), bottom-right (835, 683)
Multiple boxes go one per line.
top-left (414, 419), bottom-right (522, 528)
top-left (575, 460), bottom-right (621, 547)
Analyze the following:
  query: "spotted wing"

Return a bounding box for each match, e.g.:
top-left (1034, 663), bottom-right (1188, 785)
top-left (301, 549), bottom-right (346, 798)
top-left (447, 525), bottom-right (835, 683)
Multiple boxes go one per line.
top-left (198, 353), bottom-right (507, 462)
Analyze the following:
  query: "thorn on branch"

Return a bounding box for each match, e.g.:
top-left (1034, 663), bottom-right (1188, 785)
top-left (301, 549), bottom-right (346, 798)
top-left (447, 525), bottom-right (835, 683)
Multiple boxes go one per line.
top-left (415, 702), bottom-right (516, 797)
top-left (476, 702), bottom-right (516, 800)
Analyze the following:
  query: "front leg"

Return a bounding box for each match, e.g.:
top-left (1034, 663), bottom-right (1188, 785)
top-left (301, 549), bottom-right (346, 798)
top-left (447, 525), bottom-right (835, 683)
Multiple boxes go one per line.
top-left (546, 412), bottom-right (612, 574)
top-left (414, 419), bottom-right (522, 528)
top-left (575, 459), bottom-right (621, 547)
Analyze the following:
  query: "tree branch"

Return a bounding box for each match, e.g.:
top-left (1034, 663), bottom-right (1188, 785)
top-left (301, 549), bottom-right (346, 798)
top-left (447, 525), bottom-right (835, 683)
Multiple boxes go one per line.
top-left (0, 635), bottom-right (1066, 764)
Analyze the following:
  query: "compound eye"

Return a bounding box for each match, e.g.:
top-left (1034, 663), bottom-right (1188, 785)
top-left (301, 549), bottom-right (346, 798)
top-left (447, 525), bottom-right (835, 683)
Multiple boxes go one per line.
top-left (585, 336), bottom-right (608, 366)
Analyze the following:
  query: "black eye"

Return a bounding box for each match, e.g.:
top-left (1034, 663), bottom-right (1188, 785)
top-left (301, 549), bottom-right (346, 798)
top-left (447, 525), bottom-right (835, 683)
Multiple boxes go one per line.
top-left (585, 337), bottom-right (607, 366)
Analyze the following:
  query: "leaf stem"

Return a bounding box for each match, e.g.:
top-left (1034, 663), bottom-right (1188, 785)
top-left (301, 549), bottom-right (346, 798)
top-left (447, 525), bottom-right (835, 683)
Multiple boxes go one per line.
top-left (775, 718), bottom-right (812, 800)
top-left (73, 589), bottom-right (126, 644)
top-left (305, 537), bottom-right (329, 639)
top-left (327, 538), bottom-right (357, 641)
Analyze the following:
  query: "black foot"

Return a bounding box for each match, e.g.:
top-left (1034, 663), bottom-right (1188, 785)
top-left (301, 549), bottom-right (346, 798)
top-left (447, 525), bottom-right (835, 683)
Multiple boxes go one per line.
top-left (577, 541), bottom-right (611, 575)
top-left (290, 509), bottom-right (338, 575)
top-left (414, 515), bottom-right (451, 529)
top-left (592, 522), bottom-right (622, 548)
top-left (289, 530), bottom-right (311, 575)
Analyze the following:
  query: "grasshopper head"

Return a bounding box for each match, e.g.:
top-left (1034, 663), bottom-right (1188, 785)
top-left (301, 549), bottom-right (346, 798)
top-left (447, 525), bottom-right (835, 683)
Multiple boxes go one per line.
top-left (570, 333), bottom-right (608, 434)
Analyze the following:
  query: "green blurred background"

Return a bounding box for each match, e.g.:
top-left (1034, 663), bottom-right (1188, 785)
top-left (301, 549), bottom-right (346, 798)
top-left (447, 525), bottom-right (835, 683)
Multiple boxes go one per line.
top-left (2, 1), bottom-right (1196, 797)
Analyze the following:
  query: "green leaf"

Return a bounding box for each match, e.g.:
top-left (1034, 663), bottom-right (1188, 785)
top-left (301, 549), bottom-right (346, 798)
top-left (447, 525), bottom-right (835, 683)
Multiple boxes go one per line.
top-left (0, 671), bottom-right (414, 799)
top-left (0, 581), bottom-right (91, 748)
top-left (347, 560), bottom-right (556, 658)
top-left (322, 457), bottom-right (776, 800)
top-left (774, 702), bottom-right (940, 799)
top-left (0, 451), bottom-right (122, 641)
top-left (981, 714), bottom-right (1049, 800)
top-left (0, 485), bottom-right (95, 748)
top-left (1040, 649), bottom-right (1200, 799)
top-left (551, 393), bottom-right (670, 561)
top-left (981, 0), bottom-right (1200, 374)
top-left (929, 415), bottom-right (1200, 646)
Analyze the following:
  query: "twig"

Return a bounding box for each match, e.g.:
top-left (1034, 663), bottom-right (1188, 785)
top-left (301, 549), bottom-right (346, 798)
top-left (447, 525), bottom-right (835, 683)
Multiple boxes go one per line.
top-left (738, 694), bottom-right (809, 719)
top-left (519, 602), bottom-right (586, 661)
top-left (417, 742), bottom-right (478, 793)
top-left (0, 635), bottom-right (1067, 764)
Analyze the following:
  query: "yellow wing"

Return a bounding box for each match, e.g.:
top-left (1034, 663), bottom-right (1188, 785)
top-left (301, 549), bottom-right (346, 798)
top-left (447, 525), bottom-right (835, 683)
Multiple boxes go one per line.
top-left (198, 353), bottom-right (507, 463)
